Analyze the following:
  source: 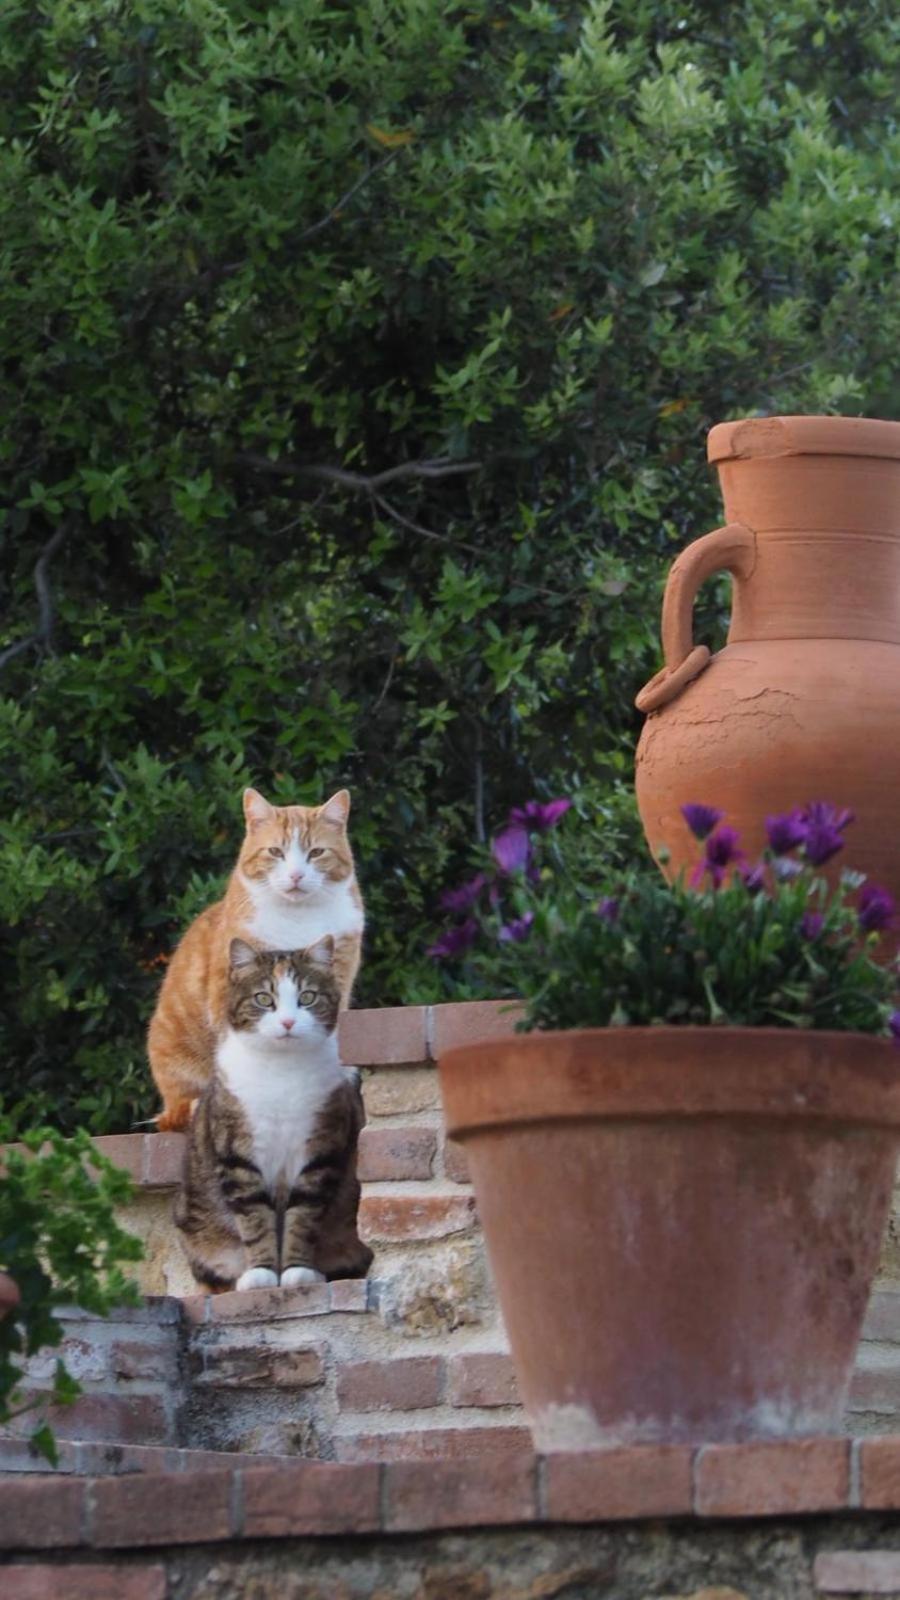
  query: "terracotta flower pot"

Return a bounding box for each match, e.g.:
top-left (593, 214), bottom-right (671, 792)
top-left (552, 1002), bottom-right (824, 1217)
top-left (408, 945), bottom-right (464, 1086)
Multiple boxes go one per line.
top-left (439, 1027), bottom-right (900, 1448)
top-left (635, 416), bottom-right (900, 943)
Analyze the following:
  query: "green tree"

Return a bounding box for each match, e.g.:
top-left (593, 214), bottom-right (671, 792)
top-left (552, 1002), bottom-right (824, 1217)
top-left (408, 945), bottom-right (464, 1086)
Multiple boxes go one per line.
top-left (1, 1), bottom-right (898, 1131)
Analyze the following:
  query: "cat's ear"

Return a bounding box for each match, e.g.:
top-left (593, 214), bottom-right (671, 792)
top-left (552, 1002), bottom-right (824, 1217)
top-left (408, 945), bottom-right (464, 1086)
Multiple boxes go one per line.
top-left (319, 790), bottom-right (350, 828)
top-left (243, 788), bottom-right (273, 830)
top-left (229, 938), bottom-right (259, 972)
top-left (303, 934), bottom-right (335, 969)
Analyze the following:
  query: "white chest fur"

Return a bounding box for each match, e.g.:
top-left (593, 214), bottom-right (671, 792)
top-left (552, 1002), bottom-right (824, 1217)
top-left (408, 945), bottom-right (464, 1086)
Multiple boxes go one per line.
top-left (242, 876), bottom-right (363, 953)
top-left (217, 1033), bottom-right (346, 1192)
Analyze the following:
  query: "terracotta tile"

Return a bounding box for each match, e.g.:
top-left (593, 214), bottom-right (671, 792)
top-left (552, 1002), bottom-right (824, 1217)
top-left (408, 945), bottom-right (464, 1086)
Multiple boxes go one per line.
top-left (143, 1133), bottom-right (185, 1188)
top-left (814, 1550), bottom-right (900, 1593)
top-left (339, 1007), bottom-right (428, 1065)
top-left (0, 1477), bottom-right (86, 1549)
top-left (694, 1438), bottom-right (849, 1517)
top-left (543, 1445), bottom-right (693, 1521)
top-left (2, 1567), bottom-right (166, 1600)
top-left (430, 1000), bottom-right (524, 1057)
top-left (357, 1125), bottom-right (436, 1182)
top-left (359, 1193), bottom-right (476, 1242)
top-left (859, 1436), bottom-right (900, 1508)
top-left (242, 1461), bottom-right (380, 1537)
top-left (197, 1341), bottom-right (325, 1389)
top-left (385, 1455), bottom-right (536, 1531)
top-left (329, 1279), bottom-right (369, 1313)
top-left (205, 1283), bottom-right (330, 1323)
top-left (89, 1469), bottom-right (233, 1548)
top-left (90, 1135), bottom-right (145, 1182)
top-left (448, 1352), bottom-right (519, 1409)
top-left (336, 1356), bottom-right (444, 1412)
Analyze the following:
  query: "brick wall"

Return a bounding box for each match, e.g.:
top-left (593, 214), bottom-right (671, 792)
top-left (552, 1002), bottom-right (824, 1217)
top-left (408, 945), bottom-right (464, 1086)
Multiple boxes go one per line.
top-left (5, 1000), bottom-right (900, 1463)
top-left (7, 1440), bottom-right (900, 1596)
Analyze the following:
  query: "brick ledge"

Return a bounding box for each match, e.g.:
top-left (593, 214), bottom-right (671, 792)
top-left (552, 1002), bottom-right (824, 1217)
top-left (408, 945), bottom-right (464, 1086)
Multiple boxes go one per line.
top-left (6, 1436), bottom-right (900, 1549)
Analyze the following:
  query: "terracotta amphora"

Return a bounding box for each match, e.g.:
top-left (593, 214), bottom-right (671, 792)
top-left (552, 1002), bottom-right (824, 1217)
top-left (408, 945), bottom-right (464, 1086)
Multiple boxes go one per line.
top-left (635, 416), bottom-right (900, 919)
top-left (439, 1028), bottom-right (900, 1447)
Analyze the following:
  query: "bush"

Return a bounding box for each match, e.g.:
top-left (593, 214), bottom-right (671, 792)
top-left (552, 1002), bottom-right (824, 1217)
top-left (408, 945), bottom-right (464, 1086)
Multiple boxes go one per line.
top-left (1, 2), bottom-right (898, 1130)
top-left (0, 1121), bottom-right (142, 1461)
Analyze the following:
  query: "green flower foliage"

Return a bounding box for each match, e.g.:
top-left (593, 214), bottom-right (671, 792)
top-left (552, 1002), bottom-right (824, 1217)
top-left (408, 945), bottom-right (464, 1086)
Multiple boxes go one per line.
top-left (0, 1121), bottom-right (143, 1462)
top-left (1, 3), bottom-right (898, 1130)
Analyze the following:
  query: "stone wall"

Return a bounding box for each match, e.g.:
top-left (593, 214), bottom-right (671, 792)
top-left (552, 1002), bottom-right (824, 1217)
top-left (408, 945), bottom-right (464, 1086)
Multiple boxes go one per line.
top-left (6, 1440), bottom-right (900, 1597)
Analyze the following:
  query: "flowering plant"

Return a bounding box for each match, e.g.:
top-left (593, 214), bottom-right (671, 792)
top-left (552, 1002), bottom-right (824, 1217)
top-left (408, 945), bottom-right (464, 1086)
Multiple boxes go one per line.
top-left (428, 800), bottom-right (900, 1039)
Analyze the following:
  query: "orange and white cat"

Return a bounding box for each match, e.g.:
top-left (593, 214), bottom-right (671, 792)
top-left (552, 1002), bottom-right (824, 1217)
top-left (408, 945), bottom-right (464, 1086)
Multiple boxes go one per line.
top-left (148, 788), bottom-right (364, 1131)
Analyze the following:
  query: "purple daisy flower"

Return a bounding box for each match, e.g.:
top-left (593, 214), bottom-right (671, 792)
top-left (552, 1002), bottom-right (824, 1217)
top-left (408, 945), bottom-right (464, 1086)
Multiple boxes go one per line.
top-left (800, 910), bottom-right (824, 940)
top-left (801, 802), bottom-right (855, 833)
top-left (681, 803), bottom-right (724, 841)
top-left (491, 825), bottom-right (531, 875)
top-left (690, 825), bottom-right (744, 890)
top-left (439, 874), bottom-right (487, 916)
top-left (739, 862), bottom-right (767, 894)
top-left (858, 884), bottom-right (896, 934)
top-left (509, 799), bottom-right (572, 831)
top-left (498, 911), bottom-right (535, 944)
top-left (596, 896), bottom-right (620, 924)
top-left (765, 811), bottom-right (808, 856)
top-left (426, 919), bottom-right (479, 960)
top-left (803, 824), bottom-right (846, 868)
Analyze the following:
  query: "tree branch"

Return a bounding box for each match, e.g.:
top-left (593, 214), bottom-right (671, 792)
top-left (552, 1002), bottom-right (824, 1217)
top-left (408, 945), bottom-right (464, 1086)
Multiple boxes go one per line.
top-left (0, 522), bottom-right (70, 672)
top-left (297, 151), bottom-right (402, 244)
top-left (371, 493), bottom-right (486, 559)
top-left (237, 451), bottom-right (482, 492)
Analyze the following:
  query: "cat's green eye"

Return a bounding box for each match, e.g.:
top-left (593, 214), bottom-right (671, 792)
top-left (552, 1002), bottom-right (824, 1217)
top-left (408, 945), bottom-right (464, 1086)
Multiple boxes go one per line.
top-left (299, 989), bottom-right (317, 1006)
top-left (307, 847), bottom-right (325, 860)
top-left (267, 846), bottom-right (284, 859)
top-left (254, 992), bottom-right (276, 1008)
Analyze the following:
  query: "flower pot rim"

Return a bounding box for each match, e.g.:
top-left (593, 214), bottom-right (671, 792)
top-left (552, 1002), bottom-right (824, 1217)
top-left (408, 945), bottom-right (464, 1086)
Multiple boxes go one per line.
top-left (707, 414), bottom-right (900, 465)
top-left (438, 1026), bottom-right (900, 1142)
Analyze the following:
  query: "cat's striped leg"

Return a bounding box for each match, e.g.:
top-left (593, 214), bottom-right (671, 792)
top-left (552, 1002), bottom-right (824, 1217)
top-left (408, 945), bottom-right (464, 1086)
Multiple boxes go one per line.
top-left (220, 1154), bottom-right (279, 1290)
top-left (280, 1152), bottom-right (344, 1286)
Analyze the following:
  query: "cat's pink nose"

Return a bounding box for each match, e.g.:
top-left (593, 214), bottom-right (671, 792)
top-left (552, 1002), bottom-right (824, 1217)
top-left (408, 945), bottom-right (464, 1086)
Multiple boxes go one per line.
top-left (289, 870), bottom-right (304, 884)
top-left (280, 1018), bottom-right (295, 1031)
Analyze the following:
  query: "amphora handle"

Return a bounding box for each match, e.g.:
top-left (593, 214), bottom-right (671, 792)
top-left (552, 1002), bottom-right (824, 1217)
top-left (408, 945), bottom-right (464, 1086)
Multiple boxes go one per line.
top-left (635, 522), bottom-right (756, 713)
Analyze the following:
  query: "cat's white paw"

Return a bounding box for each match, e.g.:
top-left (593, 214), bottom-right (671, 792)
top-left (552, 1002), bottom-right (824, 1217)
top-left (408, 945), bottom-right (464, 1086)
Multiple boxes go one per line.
top-left (280, 1265), bottom-right (325, 1287)
top-left (236, 1267), bottom-right (279, 1291)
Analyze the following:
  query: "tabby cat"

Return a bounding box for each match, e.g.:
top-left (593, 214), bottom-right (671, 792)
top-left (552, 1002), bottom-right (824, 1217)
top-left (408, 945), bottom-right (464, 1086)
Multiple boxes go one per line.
top-left (149, 787), bottom-right (364, 1130)
top-left (175, 937), bottom-right (372, 1291)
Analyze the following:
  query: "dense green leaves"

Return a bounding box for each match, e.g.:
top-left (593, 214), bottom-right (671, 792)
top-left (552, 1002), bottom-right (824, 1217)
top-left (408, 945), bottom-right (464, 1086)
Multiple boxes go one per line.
top-left (0, 1121), bottom-right (142, 1459)
top-left (1, 2), bottom-right (898, 1130)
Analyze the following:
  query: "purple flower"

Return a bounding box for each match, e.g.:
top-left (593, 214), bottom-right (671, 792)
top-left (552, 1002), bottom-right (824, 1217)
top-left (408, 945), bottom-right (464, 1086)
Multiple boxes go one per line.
top-left (765, 811), bottom-right (808, 856)
top-left (498, 911), bottom-right (535, 944)
top-left (440, 874), bottom-right (486, 916)
top-left (691, 826), bottom-right (744, 891)
top-left (426, 919), bottom-right (479, 960)
top-left (491, 825), bottom-right (531, 875)
top-left (739, 862), bottom-right (767, 894)
top-left (803, 824), bottom-right (846, 868)
top-left (681, 803), bottom-right (724, 841)
top-left (800, 911), bottom-right (824, 940)
top-left (597, 896), bottom-right (620, 924)
top-left (889, 1011), bottom-right (900, 1046)
top-left (788, 803), bottom-right (855, 868)
top-left (801, 802), bottom-right (854, 833)
top-left (509, 799), bottom-right (572, 831)
top-left (858, 884), bottom-right (896, 934)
